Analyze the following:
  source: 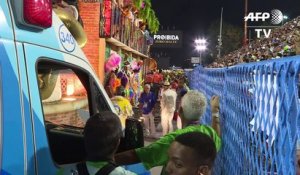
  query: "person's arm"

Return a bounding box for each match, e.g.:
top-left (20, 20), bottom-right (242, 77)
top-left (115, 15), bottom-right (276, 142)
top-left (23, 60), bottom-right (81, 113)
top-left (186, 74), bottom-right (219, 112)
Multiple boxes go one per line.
top-left (161, 93), bottom-right (166, 107)
top-left (212, 111), bottom-right (221, 137)
top-left (116, 134), bottom-right (175, 169)
top-left (115, 149), bottom-right (141, 165)
top-left (211, 95), bottom-right (221, 137)
top-left (138, 94), bottom-right (144, 109)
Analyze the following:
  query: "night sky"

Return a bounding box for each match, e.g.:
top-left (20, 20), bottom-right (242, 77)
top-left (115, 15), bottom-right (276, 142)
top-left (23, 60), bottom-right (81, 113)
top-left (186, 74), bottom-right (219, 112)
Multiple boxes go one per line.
top-left (150, 0), bottom-right (300, 68)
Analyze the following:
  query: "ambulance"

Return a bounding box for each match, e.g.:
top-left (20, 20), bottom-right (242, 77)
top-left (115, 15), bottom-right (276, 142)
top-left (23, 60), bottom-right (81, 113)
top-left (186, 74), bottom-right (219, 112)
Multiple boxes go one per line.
top-left (0, 0), bottom-right (145, 174)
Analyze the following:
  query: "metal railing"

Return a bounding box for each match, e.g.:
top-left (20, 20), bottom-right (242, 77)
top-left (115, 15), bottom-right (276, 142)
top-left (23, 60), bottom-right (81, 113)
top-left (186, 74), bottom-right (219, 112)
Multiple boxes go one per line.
top-left (100, 0), bottom-right (148, 56)
top-left (189, 56), bottom-right (300, 175)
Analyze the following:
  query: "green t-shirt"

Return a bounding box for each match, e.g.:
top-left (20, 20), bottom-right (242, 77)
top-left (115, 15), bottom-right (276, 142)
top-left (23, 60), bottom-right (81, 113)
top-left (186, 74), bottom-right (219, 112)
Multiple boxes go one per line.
top-left (135, 125), bottom-right (221, 170)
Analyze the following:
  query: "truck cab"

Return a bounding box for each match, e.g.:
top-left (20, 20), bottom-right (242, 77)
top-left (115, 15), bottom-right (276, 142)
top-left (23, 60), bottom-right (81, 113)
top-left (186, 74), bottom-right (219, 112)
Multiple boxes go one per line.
top-left (0, 0), bottom-right (145, 174)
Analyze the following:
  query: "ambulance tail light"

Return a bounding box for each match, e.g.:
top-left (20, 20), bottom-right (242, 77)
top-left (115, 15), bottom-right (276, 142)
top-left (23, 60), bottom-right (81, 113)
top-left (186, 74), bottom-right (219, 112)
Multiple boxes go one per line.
top-left (11, 0), bottom-right (52, 29)
top-left (23, 0), bottom-right (52, 28)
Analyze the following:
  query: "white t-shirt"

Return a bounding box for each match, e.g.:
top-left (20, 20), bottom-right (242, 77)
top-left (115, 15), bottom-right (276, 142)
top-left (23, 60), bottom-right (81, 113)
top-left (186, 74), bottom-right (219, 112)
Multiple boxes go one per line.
top-left (160, 89), bottom-right (177, 113)
top-left (87, 165), bottom-right (137, 175)
top-left (58, 163), bottom-right (137, 175)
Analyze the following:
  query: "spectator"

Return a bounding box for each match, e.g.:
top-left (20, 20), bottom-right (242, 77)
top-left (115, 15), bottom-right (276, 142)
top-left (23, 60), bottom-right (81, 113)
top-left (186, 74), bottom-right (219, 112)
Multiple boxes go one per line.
top-left (166, 132), bottom-right (217, 175)
top-left (115, 90), bottom-right (221, 174)
top-left (84, 112), bottom-right (136, 175)
top-left (207, 16), bottom-right (300, 68)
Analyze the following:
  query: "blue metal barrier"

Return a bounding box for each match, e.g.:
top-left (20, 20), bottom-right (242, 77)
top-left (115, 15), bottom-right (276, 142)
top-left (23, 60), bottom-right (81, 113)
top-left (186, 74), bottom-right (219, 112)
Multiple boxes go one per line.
top-left (189, 56), bottom-right (300, 175)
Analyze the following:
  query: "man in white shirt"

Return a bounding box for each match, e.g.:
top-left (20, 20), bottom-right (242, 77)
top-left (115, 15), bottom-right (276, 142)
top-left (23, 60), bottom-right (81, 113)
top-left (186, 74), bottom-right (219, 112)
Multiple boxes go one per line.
top-left (160, 81), bottom-right (177, 136)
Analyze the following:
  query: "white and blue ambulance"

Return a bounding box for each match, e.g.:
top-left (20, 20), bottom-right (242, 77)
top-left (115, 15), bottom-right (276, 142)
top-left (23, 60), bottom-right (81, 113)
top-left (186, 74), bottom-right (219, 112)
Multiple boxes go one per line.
top-left (0, 0), bottom-right (147, 174)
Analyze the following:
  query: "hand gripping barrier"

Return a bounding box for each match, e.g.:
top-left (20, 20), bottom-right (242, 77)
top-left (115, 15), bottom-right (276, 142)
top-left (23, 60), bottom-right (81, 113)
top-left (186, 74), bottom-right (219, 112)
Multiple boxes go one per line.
top-left (189, 56), bottom-right (300, 175)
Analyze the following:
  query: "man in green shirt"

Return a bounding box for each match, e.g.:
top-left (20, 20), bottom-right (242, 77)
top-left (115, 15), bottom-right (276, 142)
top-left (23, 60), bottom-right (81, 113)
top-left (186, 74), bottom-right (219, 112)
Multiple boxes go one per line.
top-left (115, 90), bottom-right (221, 172)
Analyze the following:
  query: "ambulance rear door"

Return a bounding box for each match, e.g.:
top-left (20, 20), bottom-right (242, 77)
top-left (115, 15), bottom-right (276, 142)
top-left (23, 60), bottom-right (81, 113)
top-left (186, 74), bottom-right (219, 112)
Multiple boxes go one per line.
top-left (23, 43), bottom-right (113, 175)
top-left (0, 1), bottom-right (31, 174)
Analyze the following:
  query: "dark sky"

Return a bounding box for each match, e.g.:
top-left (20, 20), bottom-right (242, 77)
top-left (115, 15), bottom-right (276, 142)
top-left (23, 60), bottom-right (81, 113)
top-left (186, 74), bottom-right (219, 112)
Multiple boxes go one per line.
top-left (150, 0), bottom-right (300, 68)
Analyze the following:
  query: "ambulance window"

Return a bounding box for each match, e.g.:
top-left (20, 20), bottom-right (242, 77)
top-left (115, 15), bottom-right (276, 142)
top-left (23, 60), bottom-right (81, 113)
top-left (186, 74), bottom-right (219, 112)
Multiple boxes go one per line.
top-left (38, 68), bottom-right (90, 128)
top-left (93, 81), bottom-right (110, 113)
top-left (37, 61), bottom-right (95, 164)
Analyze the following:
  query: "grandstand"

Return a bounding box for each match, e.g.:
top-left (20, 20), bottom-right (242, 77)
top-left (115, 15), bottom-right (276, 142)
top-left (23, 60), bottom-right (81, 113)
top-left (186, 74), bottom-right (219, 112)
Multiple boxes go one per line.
top-left (208, 16), bottom-right (300, 68)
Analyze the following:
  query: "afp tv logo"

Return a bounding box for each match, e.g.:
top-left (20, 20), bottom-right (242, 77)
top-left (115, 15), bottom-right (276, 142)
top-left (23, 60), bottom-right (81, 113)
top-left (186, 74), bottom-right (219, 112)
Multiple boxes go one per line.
top-left (244, 9), bottom-right (284, 38)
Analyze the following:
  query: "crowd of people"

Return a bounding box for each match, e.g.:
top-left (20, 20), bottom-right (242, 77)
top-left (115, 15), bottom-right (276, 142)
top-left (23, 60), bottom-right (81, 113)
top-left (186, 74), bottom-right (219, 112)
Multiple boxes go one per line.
top-left (73, 103), bottom-right (219, 175)
top-left (87, 19), bottom-right (300, 172)
top-left (207, 16), bottom-right (300, 68)
top-left (103, 52), bottom-right (145, 126)
top-left (55, 74), bottom-right (300, 175)
top-left (58, 64), bottom-right (221, 175)
top-left (105, 58), bottom-right (192, 138)
top-left (115, 90), bottom-right (221, 175)
top-left (142, 69), bottom-right (190, 137)
top-left (118, 67), bottom-right (221, 173)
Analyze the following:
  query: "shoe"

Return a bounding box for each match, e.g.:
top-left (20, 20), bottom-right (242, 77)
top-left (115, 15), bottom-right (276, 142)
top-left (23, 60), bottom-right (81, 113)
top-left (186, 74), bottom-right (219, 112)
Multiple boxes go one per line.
top-left (144, 129), bottom-right (150, 136)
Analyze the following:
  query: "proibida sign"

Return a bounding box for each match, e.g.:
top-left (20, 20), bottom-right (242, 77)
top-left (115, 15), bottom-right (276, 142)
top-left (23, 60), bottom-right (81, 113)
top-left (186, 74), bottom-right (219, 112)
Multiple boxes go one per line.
top-left (152, 30), bottom-right (183, 48)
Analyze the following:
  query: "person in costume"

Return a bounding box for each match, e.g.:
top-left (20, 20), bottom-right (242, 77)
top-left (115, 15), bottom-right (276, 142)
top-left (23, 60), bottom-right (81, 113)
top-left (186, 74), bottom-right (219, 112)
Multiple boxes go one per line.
top-left (109, 72), bottom-right (121, 96)
top-left (111, 86), bottom-right (133, 127)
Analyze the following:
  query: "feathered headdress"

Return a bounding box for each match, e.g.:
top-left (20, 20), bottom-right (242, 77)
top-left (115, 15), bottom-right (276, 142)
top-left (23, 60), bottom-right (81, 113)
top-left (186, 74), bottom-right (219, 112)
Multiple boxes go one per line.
top-left (105, 53), bottom-right (121, 72)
